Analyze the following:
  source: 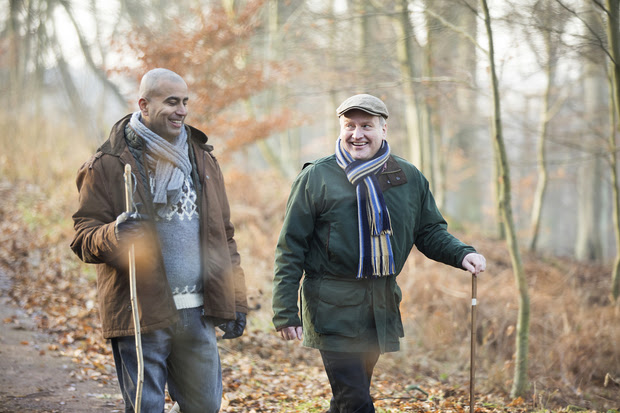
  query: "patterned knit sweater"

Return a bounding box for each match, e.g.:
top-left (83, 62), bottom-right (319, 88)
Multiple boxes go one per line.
top-left (151, 174), bottom-right (203, 309)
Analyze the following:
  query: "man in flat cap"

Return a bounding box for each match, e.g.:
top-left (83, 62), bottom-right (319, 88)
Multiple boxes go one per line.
top-left (272, 93), bottom-right (486, 412)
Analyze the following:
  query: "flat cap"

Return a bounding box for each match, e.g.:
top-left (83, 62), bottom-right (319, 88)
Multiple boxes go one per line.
top-left (336, 94), bottom-right (389, 119)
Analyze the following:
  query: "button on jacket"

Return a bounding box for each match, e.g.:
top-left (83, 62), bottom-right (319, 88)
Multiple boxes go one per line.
top-left (71, 114), bottom-right (247, 339)
top-left (272, 154), bottom-right (475, 353)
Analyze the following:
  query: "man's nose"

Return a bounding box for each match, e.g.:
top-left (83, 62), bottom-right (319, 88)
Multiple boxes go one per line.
top-left (353, 127), bottom-right (364, 138)
top-left (177, 104), bottom-right (188, 116)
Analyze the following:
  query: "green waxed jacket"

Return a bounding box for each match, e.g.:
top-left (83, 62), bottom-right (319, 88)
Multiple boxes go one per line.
top-left (272, 154), bottom-right (476, 353)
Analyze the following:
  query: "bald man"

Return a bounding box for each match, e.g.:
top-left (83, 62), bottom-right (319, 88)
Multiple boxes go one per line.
top-left (71, 68), bottom-right (247, 413)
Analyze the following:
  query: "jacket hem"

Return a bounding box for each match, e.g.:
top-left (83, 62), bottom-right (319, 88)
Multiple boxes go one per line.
top-left (102, 313), bottom-right (179, 339)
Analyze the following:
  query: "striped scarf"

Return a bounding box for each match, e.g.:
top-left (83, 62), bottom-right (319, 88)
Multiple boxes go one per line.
top-left (335, 139), bottom-right (395, 278)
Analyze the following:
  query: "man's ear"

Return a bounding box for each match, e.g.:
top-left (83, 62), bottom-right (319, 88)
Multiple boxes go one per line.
top-left (138, 98), bottom-right (149, 117)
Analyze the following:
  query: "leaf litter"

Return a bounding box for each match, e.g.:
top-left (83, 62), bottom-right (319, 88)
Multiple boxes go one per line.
top-left (0, 181), bottom-right (617, 412)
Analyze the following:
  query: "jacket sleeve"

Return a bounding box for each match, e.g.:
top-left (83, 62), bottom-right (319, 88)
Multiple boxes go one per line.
top-left (70, 155), bottom-right (123, 265)
top-left (413, 176), bottom-right (476, 269)
top-left (214, 160), bottom-right (248, 314)
top-left (272, 167), bottom-right (317, 330)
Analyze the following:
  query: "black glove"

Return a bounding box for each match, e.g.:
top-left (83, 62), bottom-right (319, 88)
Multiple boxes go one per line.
top-left (218, 312), bottom-right (246, 339)
top-left (114, 211), bottom-right (148, 242)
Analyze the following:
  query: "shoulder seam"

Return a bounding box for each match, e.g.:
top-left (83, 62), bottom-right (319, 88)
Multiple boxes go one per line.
top-left (86, 151), bottom-right (104, 169)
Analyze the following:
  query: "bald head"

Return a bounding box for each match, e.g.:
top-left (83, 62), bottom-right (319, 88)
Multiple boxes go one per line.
top-left (139, 68), bottom-right (187, 100)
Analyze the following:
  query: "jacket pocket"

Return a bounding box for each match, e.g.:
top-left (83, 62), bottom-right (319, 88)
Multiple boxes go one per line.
top-left (314, 278), bottom-right (368, 338)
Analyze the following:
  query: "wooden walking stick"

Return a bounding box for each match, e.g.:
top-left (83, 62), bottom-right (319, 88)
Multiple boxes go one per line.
top-left (124, 164), bottom-right (144, 413)
top-left (470, 274), bottom-right (478, 413)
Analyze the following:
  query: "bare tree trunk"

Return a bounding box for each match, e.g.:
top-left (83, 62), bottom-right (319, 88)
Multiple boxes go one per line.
top-left (425, 0), bottom-right (480, 219)
top-left (493, 156), bottom-right (505, 240)
top-left (7, 0), bottom-right (23, 108)
top-left (394, 0), bottom-right (423, 170)
top-left (268, 0), bottom-right (292, 174)
top-left (606, 0), bottom-right (620, 301)
top-left (7, 0), bottom-right (38, 110)
top-left (480, 0), bottom-right (530, 397)
top-left (354, 0), bottom-right (371, 80)
top-left (327, 0), bottom-right (340, 149)
top-left (529, 32), bottom-right (556, 252)
top-left (420, 82), bottom-right (436, 196)
top-left (424, 75), bottom-right (445, 207)
top-left (608, 76), bottom-right (620, 302)
top-left (529, 120), bottom-right (548, 252)
top-left (45, 6), bottom-right (92, 135)
top-left (423, 6), bottom-right (441, 204)
top-left (256, 0), bottom-right (300, 177)
top-left (576, 1), bottom-right (606, 262)
top-left (58, 0), bottom-right (125, 105)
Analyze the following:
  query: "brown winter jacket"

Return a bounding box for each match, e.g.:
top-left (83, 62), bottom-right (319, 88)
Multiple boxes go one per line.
top-left (71, 114), bottom-right (247, 339)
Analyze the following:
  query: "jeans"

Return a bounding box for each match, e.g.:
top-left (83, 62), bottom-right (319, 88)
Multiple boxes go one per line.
top-left (111, 307), bottom-right (222, 413)
top-left (320, 350), bottom-right (380, 413)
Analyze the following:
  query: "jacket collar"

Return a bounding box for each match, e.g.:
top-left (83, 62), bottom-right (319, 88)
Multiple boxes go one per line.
top-left (377, 156), bottom-right (408, 192)
top-left (99, 113), bottom-right (214, 155)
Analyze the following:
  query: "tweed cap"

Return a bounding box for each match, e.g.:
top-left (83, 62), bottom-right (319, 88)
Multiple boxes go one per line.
top-left (336, 94), bottom-right (389, 119)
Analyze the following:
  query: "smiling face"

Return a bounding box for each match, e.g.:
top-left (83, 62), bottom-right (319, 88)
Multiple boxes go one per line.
top-left (138, 77), bottom-right (188, 141)
top-left (338, 109), bottom-right (387, 161)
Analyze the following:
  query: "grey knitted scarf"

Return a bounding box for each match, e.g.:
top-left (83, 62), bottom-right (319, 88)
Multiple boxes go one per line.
top-left (129, 111), bottom-right (191, 218)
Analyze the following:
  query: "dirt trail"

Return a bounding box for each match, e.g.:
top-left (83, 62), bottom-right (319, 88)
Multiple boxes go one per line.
top-left (0, 270), bottom-right (123, 413)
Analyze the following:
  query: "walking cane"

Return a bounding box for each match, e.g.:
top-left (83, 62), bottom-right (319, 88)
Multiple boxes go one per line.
top-left (124, 164), bottom-right (144, 413)
top-left (469, 274), bottom-right (478, 413)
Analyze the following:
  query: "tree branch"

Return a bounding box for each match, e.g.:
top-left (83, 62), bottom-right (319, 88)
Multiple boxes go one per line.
top-left (57, 0), bottom-right (126, 105)
top-left (554, 0), bottom-right (614, 62)
top-left (424, 6), bottom-right (487, 54)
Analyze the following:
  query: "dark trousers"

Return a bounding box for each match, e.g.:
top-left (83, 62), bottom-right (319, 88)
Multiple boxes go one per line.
top-left (319, 350), bottom-right (381, 413)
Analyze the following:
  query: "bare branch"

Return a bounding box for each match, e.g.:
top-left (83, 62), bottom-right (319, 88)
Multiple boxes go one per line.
top-left (424, 6), bottom-right (487, 54)
top-left (555, 0), bottom-right (613, 62)
top-left (57, 0), bottom-right (126, 104)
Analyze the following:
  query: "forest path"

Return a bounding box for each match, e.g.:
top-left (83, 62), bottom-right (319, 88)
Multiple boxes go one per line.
top-left (0, 270), bottom-right (123, 413)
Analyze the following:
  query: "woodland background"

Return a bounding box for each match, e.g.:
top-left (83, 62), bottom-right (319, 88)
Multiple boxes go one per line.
top-left (1, 0), bottom-right (620, 411)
